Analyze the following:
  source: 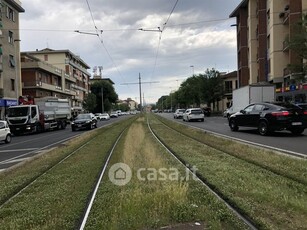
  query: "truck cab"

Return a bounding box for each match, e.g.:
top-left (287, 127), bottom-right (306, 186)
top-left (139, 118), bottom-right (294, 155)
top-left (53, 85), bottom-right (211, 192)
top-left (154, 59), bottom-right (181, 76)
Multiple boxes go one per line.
top-left (6, 105), bottom-right (41, 135)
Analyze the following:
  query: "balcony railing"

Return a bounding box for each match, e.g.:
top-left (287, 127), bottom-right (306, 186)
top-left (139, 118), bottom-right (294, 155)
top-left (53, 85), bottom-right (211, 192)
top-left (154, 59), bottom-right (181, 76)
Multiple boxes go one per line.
top-left (283, 40), bottom-right (289, 51)
top-left (22, 81), bottom-right (76, 96)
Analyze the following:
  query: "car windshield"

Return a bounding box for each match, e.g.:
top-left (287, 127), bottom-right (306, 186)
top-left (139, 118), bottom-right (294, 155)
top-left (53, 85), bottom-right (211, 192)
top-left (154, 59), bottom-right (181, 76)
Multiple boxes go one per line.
top-left (76, 114), bottom-right (91, 119)
top-left (191, 109), bottom-right (202, 114)
top-left (102, 113), bottom-right (109, 116)
top-left (178, 109), bottom-right (185, 113)
top-left (7, 107), bottom-right (29, 117)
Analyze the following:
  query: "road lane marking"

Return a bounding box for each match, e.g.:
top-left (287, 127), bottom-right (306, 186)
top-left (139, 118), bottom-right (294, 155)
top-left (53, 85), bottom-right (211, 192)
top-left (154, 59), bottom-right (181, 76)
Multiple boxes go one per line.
top-left (0, 148), bottom-right (38, 153)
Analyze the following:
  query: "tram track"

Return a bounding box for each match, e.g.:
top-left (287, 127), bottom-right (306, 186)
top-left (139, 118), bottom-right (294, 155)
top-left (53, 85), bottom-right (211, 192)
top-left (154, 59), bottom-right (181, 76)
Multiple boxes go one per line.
top-left (154, 115), bottom-right (307, 186)
top-left (0, 119), bottom-right (130, 210)
top-left (148, 114), bottom-right (307, 229)
top-left (147, 117), bottom-right (258, 230)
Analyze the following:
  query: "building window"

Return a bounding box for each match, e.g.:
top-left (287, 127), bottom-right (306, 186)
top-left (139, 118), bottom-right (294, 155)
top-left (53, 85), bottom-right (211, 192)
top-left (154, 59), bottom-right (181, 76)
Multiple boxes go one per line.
top-left (44, 54), bottom-right (48, 61)
top-left (224, 81), bottom-right (233, 93)
top-left (9, 31), bottom-right (13, 44)
top-left (9, 55), bottom-right (15, 67)
top-left (267, 9), bottom-right (270, 23)
top-left (11, 79), bottom-right (15, 91)
top-left (6, 7), bottom-right (15, 22)
top-left (267, 34), bottom-right (270, 50)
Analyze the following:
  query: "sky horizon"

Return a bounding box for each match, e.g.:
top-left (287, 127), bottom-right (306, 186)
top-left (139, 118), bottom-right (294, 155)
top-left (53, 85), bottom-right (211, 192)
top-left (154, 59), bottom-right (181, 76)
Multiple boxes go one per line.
top-left (19, 0), bottom-right (242, 104)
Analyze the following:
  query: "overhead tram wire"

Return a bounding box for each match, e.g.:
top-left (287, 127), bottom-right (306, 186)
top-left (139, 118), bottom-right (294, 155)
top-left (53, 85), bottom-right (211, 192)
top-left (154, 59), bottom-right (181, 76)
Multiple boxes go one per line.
top-left (137, 0), bottom-right (180, 94)
top-left (83, 0), bottom-right (132, 93)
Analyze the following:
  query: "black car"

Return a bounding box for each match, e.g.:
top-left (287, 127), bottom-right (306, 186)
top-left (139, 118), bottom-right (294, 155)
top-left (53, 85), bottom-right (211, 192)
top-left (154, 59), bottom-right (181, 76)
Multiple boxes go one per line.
top-left (203, 107), bottom-right (211, 117)
top-left (229, 102), bottom-right (307, 135)
top-left (71, 113), bottom-right (97, 131)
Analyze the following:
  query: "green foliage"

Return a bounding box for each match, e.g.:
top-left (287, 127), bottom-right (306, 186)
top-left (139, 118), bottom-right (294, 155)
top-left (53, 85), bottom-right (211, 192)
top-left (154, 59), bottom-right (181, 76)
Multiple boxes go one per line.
top-left (90, 81), bottom-right (118, 112)
top-left (113, 103), bottom-right (130, 112)
top-left (286, 13), bottom-right (307, 80)
top-left (82, 93), bottom-right (97, 112)
top-left (156, 68), bottom-right (224, 109)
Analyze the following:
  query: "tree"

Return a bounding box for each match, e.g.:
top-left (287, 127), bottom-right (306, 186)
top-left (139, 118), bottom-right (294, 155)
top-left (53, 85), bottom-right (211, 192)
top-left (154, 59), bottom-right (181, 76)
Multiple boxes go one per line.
top-left (82, 93), bottom-right (97, 112)
top-left (286, 13), bottom-right (307, 81)
top-left (201, 68), bottom-right (224, 110)
top-left (90, 81), bottom-right (118, 112)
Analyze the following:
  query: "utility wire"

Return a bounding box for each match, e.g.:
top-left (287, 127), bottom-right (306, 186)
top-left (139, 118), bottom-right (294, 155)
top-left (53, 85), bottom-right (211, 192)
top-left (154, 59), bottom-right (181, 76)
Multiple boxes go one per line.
top-left (84, 0), bottom-right (131, 93)
top-left (162, 0), bottom-right (179, 31)
top-left (150, 0), bottom-right (179, 81)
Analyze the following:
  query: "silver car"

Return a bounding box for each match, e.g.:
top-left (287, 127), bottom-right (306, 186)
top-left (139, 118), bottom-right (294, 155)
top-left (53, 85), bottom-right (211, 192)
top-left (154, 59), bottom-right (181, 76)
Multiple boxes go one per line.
top-left (173, 109), bottom-right (185, 119)
top-left (183, 108), bottom-right (204, 122)
top-left (0, 120), bottom-right (11, 143)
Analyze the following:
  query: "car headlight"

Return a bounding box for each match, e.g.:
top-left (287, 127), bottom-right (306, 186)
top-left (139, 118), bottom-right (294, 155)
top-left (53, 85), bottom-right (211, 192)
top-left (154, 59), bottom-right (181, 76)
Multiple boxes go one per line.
top-left (86, 120), bottom-right (91, 123)
top-left (71, 122), bottom-right (75, 125)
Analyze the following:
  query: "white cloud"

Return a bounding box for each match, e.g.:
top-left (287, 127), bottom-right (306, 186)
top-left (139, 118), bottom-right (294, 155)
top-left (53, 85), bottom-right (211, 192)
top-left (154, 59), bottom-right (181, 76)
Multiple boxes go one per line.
top-left (19, 0), bottom-right (241, 104)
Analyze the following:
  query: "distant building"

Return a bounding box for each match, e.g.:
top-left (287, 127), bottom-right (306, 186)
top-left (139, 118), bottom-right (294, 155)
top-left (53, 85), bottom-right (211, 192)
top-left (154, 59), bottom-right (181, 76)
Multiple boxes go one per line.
top-left (230, 0), bottom-right (307, 103)
top-left (219, 71), bottom-right (238, 111)
top-left (89, 75), bottom-right (115, 85)
top-left (117, 98), bottom-right (138, 111)
top-left (23, 48), bottom-right (91, 115)
top-left (0, 0), bottom-right (24, 119)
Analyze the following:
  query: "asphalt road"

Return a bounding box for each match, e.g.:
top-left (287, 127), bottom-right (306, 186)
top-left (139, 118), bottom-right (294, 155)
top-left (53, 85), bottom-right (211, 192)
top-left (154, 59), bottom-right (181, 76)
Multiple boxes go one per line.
top-left (0, 115), bottom-right (131, 171)
top-left (158, 113), bottom-right (307, 156)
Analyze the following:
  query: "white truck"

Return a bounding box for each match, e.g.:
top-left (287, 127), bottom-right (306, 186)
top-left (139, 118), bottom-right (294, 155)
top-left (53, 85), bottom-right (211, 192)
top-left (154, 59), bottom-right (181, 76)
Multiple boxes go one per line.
top-left (232, 84), bottom-right (276, 114)
top-left (6, 97), bottom-right (71, 135)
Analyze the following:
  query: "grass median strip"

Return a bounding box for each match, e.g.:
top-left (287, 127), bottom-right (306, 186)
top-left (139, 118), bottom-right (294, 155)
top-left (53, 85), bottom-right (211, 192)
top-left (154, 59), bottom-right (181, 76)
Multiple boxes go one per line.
top-left (84, 116), bottom-right (248, 230)
top-left (156, 115), bottom-right (307, 185)
top-left (150, 114), bottom-right (307, 229)
top-left (0, 118), bottom-right (134, 229)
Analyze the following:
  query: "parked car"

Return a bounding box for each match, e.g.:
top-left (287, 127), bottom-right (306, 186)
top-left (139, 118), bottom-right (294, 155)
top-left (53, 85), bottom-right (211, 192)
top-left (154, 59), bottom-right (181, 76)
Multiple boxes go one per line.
top-left (229, 102), bottom-right (307, 135)
top-left (0, 120), bottom-right (12, 143)
top-left (183, 108), bottom-right (205, 122)
top-left (100, 113), bottom-right (110, 120)
top-left (223, 106), bottom-right (235, 120)
top-left (95, 113), bottom-right (103, 120)
top-left (173, 109), bottom-right (186, 119)
top-left (71, 113), bottom-right (97, 131)
top-left (110, 112), bottom-right (118, 118)
top-left (203, 107), bottom-right (211, 117)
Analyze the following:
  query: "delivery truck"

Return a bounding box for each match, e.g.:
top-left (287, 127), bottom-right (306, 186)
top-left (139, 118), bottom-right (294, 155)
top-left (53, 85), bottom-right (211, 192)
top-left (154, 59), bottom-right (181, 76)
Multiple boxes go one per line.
top-left (232, 84), bottom-right (276, 114)
top-left (6, 96), bottom-right (71, 135)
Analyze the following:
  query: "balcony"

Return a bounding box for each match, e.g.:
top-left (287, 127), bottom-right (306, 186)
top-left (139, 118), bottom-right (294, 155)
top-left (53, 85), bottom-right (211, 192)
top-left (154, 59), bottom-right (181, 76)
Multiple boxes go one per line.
top-left (22, 81), bottom-right (77, 96)
top-left (71, 84), bottom-right (87, 92)
top-left (283, 40), bottom-right (289, 52)
top-left (64, 73), bottom-right (76, 83)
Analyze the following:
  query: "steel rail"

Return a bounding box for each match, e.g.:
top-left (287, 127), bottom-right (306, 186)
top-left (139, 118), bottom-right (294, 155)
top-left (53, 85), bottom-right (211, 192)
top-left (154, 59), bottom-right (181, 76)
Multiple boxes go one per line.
top-left (155, 116), bottom-right (307, 186)
top-left (147, 117), bottom-right (258, 230)
top-left (78, 128), bottom-right (127, 230)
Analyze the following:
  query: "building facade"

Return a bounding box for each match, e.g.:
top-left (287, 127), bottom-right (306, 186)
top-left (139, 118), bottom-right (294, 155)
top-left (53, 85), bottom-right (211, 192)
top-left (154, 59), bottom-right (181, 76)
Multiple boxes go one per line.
top-left (0, 0), bottom-right (24, 119)
top-left (230, 0), bottom-right (307, 103)
top-left (20, 53), bottom-right (76, 100)
top-left (24, 49), bottom-right (91, 115)
top-left (219, 71), bottom-right (238, 111)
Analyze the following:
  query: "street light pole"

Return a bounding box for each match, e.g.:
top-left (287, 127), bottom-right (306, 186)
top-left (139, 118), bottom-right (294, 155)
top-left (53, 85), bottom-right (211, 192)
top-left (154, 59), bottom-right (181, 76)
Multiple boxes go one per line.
top-left (190, 65), bottom-right (194, 76)
top-left (101, 87), bottom-right (104, 113)
top-left (170, 93), bottom-right (172, 112)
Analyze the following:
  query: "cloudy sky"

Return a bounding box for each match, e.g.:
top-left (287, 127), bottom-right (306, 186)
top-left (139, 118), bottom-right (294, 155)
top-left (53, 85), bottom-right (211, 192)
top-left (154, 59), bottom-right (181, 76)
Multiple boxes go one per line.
top-left (19, 0), bottom-right (241, 104)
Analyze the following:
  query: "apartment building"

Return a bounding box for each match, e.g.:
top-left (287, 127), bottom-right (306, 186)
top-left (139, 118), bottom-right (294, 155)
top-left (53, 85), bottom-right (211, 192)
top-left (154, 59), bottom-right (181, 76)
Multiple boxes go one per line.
top-left (230, 0), bottom-right (307, 103)
top-left (0, 0), bottom-right (24, 119)
top-left (24, 48), bottom-right (91, 115)
top-left (20, 53), bottom-right (76, 99)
